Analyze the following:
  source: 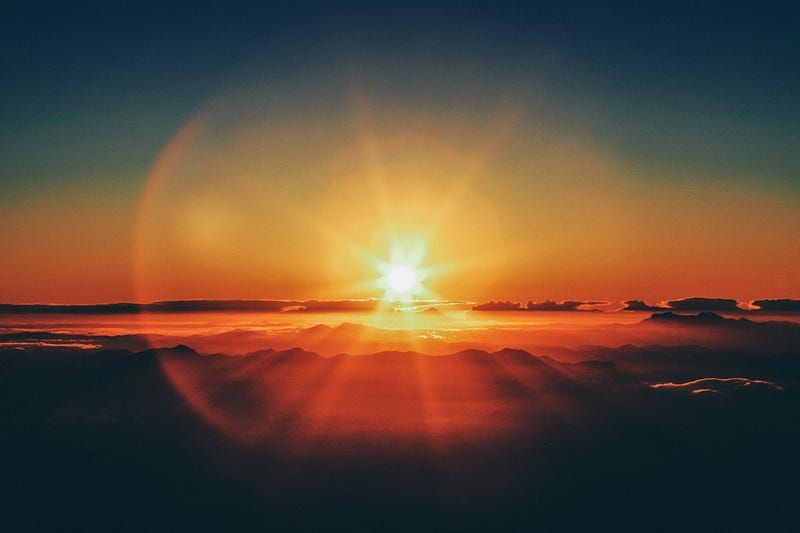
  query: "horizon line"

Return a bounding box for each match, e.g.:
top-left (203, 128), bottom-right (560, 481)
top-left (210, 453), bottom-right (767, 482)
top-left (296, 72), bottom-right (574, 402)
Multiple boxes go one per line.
top-left (1, 297), bottom-right (799, 314)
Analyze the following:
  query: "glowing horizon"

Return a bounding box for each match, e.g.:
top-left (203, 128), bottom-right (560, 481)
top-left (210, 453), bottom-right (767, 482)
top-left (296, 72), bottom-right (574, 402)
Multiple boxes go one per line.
top-left (2, 6), bottom-right (798, 305)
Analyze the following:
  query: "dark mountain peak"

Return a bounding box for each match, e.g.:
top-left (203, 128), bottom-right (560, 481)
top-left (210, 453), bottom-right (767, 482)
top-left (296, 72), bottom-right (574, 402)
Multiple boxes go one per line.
top-left (492, 348), bottom-right (536, 363)
top-left (452, 349), bottom-right (493, 362)
top-left (171, 344), bottom-right (196, 353)
top-left (301, 321), bottom-right (381, 342)
top-left (279, 347), bottom-right (321, 357)
top-left (237, 347), bottom-right (322, 365)
top-left (647, 311), bottom-right (730, 325)
top-left (303, 324), bottom-right (333, 334)
top-left (138, 344), bottom-right (199, 360)
top-left (244, 348), bottom-right (277, 358)
top-left (270, 347), bottom-right (323, 364)
top-left (494, 347), bottom-right (530, 356)
top-left (696, 311), bottom-right (728, 322)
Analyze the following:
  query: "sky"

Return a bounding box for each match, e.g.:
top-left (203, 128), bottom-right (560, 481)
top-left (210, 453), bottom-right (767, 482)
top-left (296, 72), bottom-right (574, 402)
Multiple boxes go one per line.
top-left (1, 1), bottom-right (798, 304)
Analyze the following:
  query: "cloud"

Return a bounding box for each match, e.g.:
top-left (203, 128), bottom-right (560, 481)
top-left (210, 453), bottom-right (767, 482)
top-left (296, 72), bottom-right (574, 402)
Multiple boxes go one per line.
top-left (287, 299), bottom-right (380, 312)
top-left (751, 299), bottom-right (800, 311)
top-left (472, 300), bottom-right (607, 311)
top-left (0, 302), bottom-right (143, 314)
top-left (472, 300), bottom-right (521, 311)
top-left (0, 341), bottom-right (101, 350)
top-left (646, 311), bottom-right (729, 325)
top-left (621, 299), bottom-right (668, 311)
top-left (0, 300), bottom-right (290, 314)
top-left (666, 297), bottom-right (742, 311)
top-left (0, 299), bottom-right (387, 314)
top-left (651, 377), bottom-right (783, 394)
top-left (525, 300), bottom-right (604, 311)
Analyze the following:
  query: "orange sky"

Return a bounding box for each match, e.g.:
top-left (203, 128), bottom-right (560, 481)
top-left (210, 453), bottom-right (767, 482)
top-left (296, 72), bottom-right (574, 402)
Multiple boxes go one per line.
top-left (2, 73), bottom-right (799, 305)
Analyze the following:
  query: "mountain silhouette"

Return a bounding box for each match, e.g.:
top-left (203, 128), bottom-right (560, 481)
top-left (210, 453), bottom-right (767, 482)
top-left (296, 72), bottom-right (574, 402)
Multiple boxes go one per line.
top-left (2, 329), bottom-right (799, 531)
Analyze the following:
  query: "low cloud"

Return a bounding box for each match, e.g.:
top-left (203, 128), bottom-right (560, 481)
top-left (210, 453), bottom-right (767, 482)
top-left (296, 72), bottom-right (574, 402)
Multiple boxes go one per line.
top-left (287, 299), bottom-right (380, 312)
top-left (666, 297), bottom-right (742, 311)
top-left (471, 300), bottom-right (606, 311)
top-left (526, 300), bottom-right (604, 311)
top-left (751, 299), bottom-right (800, 311)
top-left (472, 300), bottom-right (521, 311)
top-left (651, 377), bottom-right (783, 394)
top-left (0, 340), bottom-right (101, 350)
top-left (0, 299), bottom-right (388, 314)
top-left (621, 300), bottom-right (668, 311)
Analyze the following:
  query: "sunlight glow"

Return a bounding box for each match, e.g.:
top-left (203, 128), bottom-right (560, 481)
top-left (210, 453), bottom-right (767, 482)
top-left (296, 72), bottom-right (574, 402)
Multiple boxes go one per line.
top-left (387, 264), bottom-right (416, 293)
top-left (133, 82), bottom-right (510, 305)
top-left (373, 240), bottom-right (432, 301)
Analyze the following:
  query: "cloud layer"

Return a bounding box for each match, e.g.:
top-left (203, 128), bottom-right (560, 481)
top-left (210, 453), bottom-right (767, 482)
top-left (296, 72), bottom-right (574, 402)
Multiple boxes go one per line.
top-left (651, 377), bottom-right (783, 394)
top-left (752, 299), bottom-right (800, 311)
top-left (471, 300), bottom-right (604, 311)
top-left (666, 298), bottom-right (741, 311)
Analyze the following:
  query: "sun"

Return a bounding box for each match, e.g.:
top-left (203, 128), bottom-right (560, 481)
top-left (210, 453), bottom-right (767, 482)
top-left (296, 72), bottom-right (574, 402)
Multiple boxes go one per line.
top-left (386, 264), bottom-right (416, 293)
top-left (373, 240), bottom-right (430, 300)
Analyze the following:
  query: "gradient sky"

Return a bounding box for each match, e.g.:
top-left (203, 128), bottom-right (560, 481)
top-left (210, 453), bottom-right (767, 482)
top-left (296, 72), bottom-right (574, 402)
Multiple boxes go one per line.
top-left (1, 1), bottom-right (798, 304)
